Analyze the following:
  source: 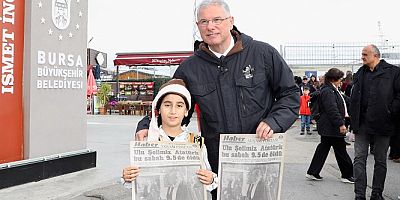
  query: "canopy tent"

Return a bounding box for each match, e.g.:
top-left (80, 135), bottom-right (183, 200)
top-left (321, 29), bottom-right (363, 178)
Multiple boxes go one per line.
top-left (113, 51), bottom-right (193, 66)
top-left (112, 51), bottom-right (194, 101)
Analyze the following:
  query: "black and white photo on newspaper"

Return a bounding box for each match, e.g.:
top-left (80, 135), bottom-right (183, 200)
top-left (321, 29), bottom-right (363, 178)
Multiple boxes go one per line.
top-left (217, 133), bottom-right (285, 200)
top-left (130, 141), bottom-right (206, 200)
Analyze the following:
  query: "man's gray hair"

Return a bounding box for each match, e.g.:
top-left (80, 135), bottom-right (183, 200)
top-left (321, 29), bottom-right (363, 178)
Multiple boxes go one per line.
top-left (196, 0), bottom-right (231, 20)
top-left (370, 44), bottom-right (381, 58)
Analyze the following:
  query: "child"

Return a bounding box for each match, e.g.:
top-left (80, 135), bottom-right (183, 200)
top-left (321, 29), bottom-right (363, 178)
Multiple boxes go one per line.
top-left (300, 87), bottom-right (311, 135)
top-left (122, 79), bottom-right (218, 192)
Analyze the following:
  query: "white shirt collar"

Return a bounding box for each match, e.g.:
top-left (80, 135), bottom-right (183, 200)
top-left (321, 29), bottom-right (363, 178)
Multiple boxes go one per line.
top-left (330, 82), bottom-right (349, 117)
top-left (331, 82), bottom-right (339, 90)
top-left (209, 35), bottom-right (235, 58)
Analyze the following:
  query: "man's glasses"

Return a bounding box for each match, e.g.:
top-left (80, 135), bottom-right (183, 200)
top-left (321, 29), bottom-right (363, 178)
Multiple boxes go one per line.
top-left (197, 17), bottom-right (231, 26)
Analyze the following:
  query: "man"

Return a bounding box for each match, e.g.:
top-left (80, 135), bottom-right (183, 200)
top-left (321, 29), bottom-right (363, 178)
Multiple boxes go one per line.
top-left (246, 167), bottom-right (268, 200)
top-left (389, 114), bottom-right (400, 163)
top-left (136, 0), bottom-right (299, 197)
top-left (166, 170), bottom-right (192, 200)
top-left (349, 44), bottom-right (400, 200)
top-left (389, 134), bottom-right (400, 163)
top-left (299, 76), bottom-right (316, 95)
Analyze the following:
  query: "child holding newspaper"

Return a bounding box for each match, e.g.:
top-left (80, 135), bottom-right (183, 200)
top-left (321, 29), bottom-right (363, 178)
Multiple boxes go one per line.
top-left (122, 79), bottom-right (218, 192)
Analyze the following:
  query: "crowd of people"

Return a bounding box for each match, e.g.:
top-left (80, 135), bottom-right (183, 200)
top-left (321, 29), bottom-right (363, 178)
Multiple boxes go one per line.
top-left (296, 45), bottom-right (400, 200)
top-left (119, 1), bottom-right (400, 200)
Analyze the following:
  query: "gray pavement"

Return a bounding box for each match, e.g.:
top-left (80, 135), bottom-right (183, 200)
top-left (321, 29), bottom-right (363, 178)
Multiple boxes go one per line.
top-left (0, 115), bottom-right (399, 200)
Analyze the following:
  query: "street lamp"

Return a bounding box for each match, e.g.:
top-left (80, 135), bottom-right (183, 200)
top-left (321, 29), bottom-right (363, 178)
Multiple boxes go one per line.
top-left (88, 36), bottom-right (94, 46)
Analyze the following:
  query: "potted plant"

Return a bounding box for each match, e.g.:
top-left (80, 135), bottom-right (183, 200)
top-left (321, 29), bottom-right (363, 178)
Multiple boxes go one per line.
top-left (97, 83), bottom-right (112, 115)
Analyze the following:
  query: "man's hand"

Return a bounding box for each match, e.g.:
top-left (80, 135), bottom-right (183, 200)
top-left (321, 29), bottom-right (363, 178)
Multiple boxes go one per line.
top-left (256, 121), bottom-right (274, 140)
top-left (122, 166), bottom-right (139, 182)
top-left (135, 129), bottom-right (149, 141)
top-left (196, 169), bottom-right (214, 185)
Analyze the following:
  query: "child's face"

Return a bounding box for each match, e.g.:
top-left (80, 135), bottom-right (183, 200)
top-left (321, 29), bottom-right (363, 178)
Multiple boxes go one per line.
top-left (303, 90), bottom-right (310, 95)
top-left (159, 94), bottom-right (188, 128)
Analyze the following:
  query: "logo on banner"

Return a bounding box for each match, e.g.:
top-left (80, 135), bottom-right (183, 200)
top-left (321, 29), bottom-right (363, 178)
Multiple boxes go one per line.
top-left (39, 0), bottom-right (83, 41)
top-left (52, 0), bottom-right (71, 30)
top-left (35, 0), bottom-right (86, 89)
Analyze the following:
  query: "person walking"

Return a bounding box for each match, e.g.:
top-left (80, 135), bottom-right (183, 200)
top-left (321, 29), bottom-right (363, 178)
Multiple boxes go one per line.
top-left (389, 134), bottom-right (400, 163)
top-left (350, 44), bottom-right (400, 200)
top-left (388, 109), bottom-right (400, 163)
top-left (306, 68), bottom-right (354, 184)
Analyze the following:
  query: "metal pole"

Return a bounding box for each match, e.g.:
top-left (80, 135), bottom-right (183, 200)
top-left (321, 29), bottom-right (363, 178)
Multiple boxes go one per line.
top-left (116, 65), bottom-right (119, 100)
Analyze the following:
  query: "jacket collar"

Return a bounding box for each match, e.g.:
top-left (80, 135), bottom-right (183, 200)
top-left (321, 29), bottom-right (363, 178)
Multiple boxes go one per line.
top-left (322, 81), bottom-right (339, 92)
top-left (196, 29), bottom-right (246, 60)
top-left (208, 35), bottom-right (235, 58)
top-left (361, 59), bottom-right (390, 77)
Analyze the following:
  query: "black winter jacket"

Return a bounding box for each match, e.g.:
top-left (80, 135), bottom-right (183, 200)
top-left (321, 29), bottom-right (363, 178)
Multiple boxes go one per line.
top-left (349, 60), bottom-right (400, 136)
top-left (173, 31), bottom-right (299, 172)
top-left (137, 30), bottom-right (300, 172)
top-left (317, 83), bottom-right (346, 137)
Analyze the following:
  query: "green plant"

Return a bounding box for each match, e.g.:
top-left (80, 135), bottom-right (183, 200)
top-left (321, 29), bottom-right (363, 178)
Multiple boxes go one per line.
top-left (97, 83), bottom-right (112, 107)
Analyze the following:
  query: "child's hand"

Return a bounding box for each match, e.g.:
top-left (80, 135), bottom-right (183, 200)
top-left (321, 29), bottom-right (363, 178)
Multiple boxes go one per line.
top-left (196, 169), bottom-right (214, 185)
top-left (122, 166), bottom-right (139, 182)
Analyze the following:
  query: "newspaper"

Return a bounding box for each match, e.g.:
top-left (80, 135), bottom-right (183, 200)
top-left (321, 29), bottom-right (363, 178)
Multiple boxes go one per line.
top-left (130, 141), bottom-right (206, 200)
top-left (217, 133), bottom-right (285, 200)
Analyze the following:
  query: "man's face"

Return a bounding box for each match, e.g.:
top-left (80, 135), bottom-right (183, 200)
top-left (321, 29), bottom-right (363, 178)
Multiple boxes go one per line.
top-left (361, 46), bottom-right (379, 67)
top-left (247, 169), bottom-right (259, 183)
top-left (319, 76), bottom-right (324, 84)
top-left (167, 171), bottom-right (180, 185)
top-left (197, 5), bottom-right (233, 48)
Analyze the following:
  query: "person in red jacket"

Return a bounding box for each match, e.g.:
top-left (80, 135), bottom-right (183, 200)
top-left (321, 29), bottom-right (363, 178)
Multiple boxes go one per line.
top-left (300, 87), bottom-right (312, 135)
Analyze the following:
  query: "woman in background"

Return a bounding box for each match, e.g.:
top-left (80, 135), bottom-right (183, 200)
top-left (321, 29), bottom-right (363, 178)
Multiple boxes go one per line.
top-left (306, 68), bottom-right (354, 184)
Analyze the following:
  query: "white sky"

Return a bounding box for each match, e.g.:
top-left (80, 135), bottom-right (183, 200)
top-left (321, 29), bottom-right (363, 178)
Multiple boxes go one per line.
top-left (87, 0), bottom-right (400, 68)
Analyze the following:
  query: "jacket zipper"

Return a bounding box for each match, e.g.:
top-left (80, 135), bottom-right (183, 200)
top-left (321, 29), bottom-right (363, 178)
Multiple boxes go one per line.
top-left (241, 90), bottom-right (246, 111)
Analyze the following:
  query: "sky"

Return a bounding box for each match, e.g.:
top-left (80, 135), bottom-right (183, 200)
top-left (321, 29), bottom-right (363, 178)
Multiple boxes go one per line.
top-left (87, 0), bottom-right (400, 69)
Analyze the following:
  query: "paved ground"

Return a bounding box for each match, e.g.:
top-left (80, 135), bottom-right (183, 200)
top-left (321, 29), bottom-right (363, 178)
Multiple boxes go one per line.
top-left (0, 115), bottom-right (399, 200)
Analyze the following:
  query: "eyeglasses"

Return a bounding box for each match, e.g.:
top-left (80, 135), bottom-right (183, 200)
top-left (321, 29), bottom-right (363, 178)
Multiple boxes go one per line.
top-left (197, 17), bottom-right (231, 26)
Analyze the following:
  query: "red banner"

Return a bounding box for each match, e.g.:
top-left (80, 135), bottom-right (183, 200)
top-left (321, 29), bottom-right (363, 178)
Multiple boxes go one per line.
top-left (0, 0), bottom-right (24, 163)
top-left (113, 51), bottom-right (193, 66)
